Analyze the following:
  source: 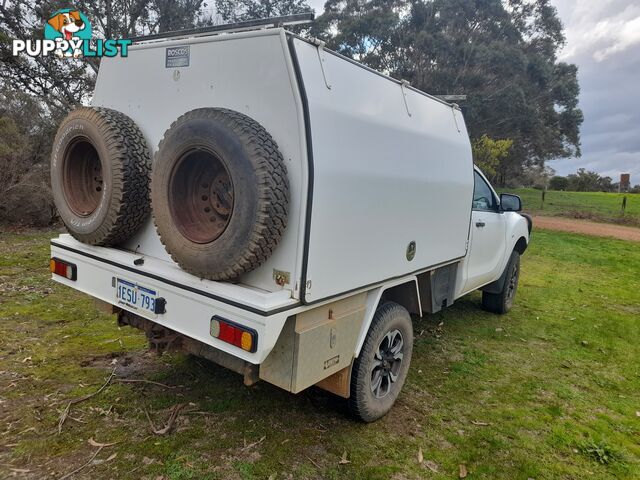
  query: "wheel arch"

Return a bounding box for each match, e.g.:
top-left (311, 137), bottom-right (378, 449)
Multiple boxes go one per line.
top-left (482, 246), bottom-right (522, 295)
top-left (354, 278), bottom-right (420, 358)
top-left (514, 236), bottom-right (528, 254)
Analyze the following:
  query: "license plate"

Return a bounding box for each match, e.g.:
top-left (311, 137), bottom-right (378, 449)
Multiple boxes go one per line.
top-left (116, 278), bottom-right (157, 315)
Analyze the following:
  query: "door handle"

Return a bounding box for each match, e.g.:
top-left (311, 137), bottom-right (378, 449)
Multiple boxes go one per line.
top-left (475, 221), bottom-right (486, 228)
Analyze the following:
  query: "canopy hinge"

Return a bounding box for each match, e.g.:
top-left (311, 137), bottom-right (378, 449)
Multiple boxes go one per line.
top-left (400, 80), bottom-right (412, 117)
top-left (451, 105), bottom-right (461, 133)
top-left (310, 38), bottom-right (332, 90)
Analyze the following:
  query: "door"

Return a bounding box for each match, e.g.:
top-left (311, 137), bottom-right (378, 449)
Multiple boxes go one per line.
top-left (464, 171), bottom-right (507, 292)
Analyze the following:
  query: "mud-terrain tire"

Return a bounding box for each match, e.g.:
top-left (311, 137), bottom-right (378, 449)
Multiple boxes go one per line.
top-left (348, 302), bottom-right (413, 422)
top-left (151, 108), bottom-right (289, 281)
top-left (50, 107), bottom-right (151, 245)
top-left (482, 251), bottom-right (520, 314)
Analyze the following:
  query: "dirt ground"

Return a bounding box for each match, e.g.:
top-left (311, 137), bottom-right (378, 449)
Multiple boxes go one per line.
top-left (532, 215), bottom-right (640, 242)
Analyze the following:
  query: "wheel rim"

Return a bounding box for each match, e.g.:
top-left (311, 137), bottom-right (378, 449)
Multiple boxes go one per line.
top-left (370, 329), bottom-right (404, 398)
top-left (506, 263), bottom-right (519, 303)
top-left (168, 148), bottom-right (234, 244)
top-left (62, 138), bottom-right (103, 217)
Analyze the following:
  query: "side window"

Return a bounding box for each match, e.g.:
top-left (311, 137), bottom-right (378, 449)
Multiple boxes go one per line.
top-left (473, 171), bottom-right (497, 211)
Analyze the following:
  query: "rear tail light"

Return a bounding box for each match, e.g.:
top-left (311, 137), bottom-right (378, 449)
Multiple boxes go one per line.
top-left (210, 316), bottom-right (257, 353)
top-left (50, 258), bottom-right (77, 280)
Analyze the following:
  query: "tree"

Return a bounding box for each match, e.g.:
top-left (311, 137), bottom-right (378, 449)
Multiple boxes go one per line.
top-left (0, 1), bottom-right (208, 225)
top-left (549, 170), bottom-right (617, 192)
top-left (0, 0), bottom-right (208, 112)
top-left (0, 1), bottom-right (96, 112)
top-left (472, 135), bottom-right (513, 180)
top-left (598, 175), bottom-right (613, 192)
top-left (315, 0), bottom-right (583, 184)
top-left (549, 175), bottom-right (568, 191)
top-left (216, 0), bottom-right (311, 23)
top-left (520, 164), bottom-right (555, 189)
top-left (566, 168), bottom-right (604, 192)
top-left (313, 0), bottom-right (401, 71)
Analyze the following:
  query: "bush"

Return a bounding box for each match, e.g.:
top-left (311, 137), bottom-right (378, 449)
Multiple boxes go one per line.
top-left (0, 88), bottom-right (57, 226)
top-left (549, 175), bottom-right (569, 191)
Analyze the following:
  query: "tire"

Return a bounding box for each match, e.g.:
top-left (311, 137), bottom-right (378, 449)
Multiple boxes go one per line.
top-left (348, 302), bottom-right (413, 422)
top-left (151, 108), bottom-right (289, 280)
top-left (482, 251), bottom-right (520, 314)
top-left (51, 107), bottom-right (151, 245)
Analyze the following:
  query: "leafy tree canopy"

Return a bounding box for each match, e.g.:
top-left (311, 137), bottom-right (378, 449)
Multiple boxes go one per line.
top-left (315, 0), bottom-right (583, 185)
top-left (472, 134), bottom-right (513, 178)
top-left (215, 0), bottom-right (310, 23)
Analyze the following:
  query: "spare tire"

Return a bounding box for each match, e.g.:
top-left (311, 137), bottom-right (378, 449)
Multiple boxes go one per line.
top-left (51, 107), bottom-right (151, 245)
top-left (151, 108), bottom-right (289, 280)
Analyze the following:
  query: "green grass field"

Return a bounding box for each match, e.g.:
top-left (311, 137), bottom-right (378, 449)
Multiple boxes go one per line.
top-left (1, 229), bottom-right (639, 479)
top-left (498, 189), bottom-right (640, 226)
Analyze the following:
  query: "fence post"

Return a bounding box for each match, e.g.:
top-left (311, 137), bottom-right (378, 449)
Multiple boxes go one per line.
top-left (622, 196), bottom-right (627, 215)
top-left (541, 190), bottom-right (546, 210)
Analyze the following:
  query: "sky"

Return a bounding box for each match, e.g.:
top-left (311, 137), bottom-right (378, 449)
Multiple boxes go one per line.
top-left (549, 0), bottom-right (640, 184)
top-left (306, 0), bottom-right (640, 185)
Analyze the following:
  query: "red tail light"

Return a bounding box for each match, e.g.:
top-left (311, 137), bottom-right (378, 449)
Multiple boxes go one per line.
top-left (210, 316), bottom-right (257, 352)
top-left (50, 258), bottom-right (77, 280)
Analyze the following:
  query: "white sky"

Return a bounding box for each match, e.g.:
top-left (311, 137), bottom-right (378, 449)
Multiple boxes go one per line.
top-left (306, 0), bottom-right (640, 184)
top-left (549, 0), bottom-right (640, 184)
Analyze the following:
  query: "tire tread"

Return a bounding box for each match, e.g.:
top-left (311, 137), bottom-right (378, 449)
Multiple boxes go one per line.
top-left (52, 107), bottom-right (151, 245)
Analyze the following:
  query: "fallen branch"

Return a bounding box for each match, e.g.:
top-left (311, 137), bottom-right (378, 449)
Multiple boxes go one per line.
top-left (470, 420), bottom-right (490, 426)
top-left (145, 403), bottom-right (185, 435)
top-left (241, 435), bottom-right (266, 452)
top-left (57, 446), bottom-right (103, 480)
top-left (306, 455), bottom-right (321, 469)
top-left (114, 378), bottom-right (175, 389)
top-left (88, 438), bottom-right (117, 448)
top-left (57, 367), bottom-right (116, 434)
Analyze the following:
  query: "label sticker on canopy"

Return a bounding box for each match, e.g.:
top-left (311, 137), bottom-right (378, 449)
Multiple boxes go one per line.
top-left (166, 45), bottom-right (189, 68)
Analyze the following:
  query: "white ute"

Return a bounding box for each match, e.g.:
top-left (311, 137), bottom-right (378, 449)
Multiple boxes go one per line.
top-left (49, 16), bottom-right (531, 421)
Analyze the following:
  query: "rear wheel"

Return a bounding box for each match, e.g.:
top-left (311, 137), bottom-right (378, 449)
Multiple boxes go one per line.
top-left (348, 302), bottom-right (413, 422)
top-left (482, 251), bottom-right (520, 314)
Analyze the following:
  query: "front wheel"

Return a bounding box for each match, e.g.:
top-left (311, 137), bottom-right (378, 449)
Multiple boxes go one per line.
top-left (348, 302), bottom-right (413, 422)
top-left (482, 251), bottom-right (520, 314)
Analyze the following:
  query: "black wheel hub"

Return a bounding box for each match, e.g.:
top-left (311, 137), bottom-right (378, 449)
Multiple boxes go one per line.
top-left (370, 329), bottom-right (404, 399)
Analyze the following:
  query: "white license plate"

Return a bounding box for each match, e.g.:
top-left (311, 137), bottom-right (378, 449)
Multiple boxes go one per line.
top-left (116, 278), bottom-right (157, 315)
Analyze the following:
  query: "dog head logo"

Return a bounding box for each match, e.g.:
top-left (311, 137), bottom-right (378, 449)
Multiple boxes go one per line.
top-left (44, 9), bottom-right (92, 57)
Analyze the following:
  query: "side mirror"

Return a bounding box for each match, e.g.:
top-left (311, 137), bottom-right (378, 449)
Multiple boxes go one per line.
top-left (500, 193), bottom-right (522, 212)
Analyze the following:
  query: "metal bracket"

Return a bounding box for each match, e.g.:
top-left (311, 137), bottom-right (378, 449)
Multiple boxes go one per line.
top-left (310, 38), bottom-right (331, 90)
top-left (400, 80), bottom-right (412, 117)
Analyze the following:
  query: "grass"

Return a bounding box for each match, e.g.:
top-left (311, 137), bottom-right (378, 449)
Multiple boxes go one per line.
top-left (498, 188), bottom-right (640, 226)
top-left (1, 228), bottom-right (639, 479)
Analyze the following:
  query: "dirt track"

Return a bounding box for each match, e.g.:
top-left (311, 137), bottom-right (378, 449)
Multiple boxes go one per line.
top-left (532, 216), bottom-right (640, 242)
